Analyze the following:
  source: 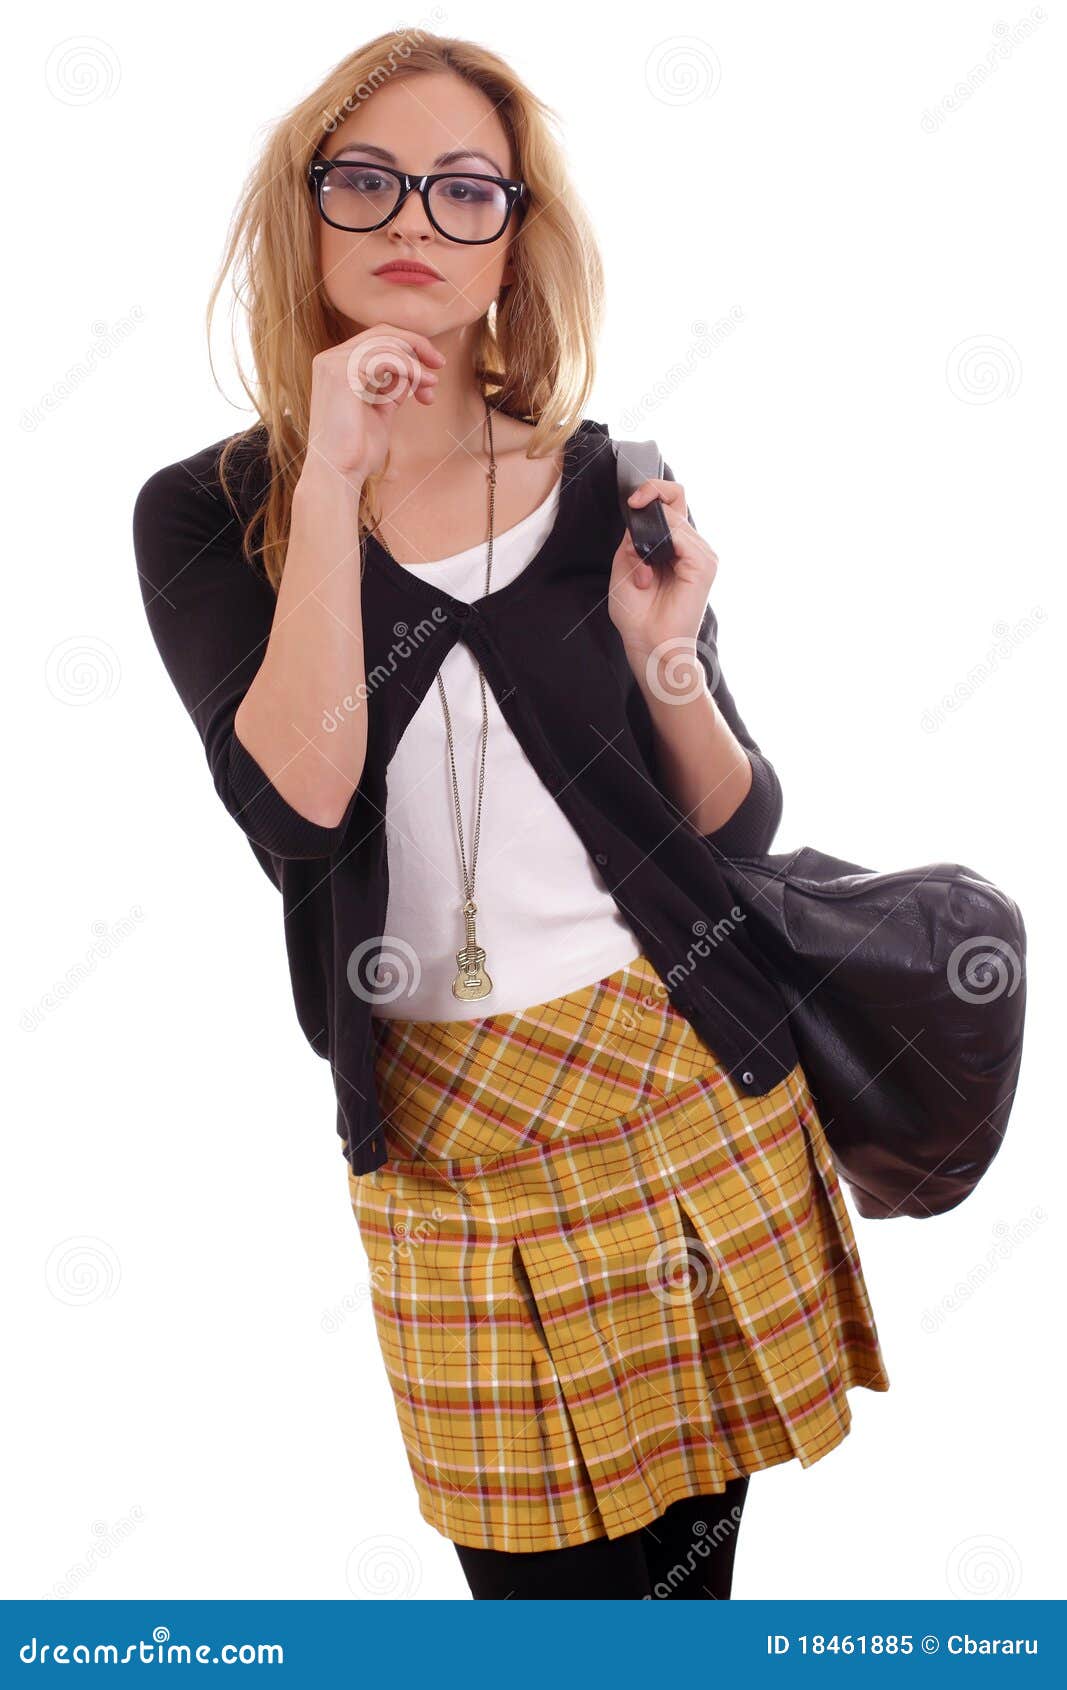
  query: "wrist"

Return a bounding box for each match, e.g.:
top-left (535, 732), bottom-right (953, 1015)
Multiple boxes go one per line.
top-left (625, 637), bottom-right (706, 703)
top-left (294, 456), bottom-right (365, 507)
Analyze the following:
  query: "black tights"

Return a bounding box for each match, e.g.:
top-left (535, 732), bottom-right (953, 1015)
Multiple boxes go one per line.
top-left (452, 1475), bottom-right (750, 1600)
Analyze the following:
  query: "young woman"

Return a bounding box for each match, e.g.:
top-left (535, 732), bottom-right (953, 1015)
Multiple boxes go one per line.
top-left (133, 32), bottom-right (890, 1601)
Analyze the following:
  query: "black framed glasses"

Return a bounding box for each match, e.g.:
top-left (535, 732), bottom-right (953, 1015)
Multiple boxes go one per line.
top-left (307, 151), bottom-right (529, 244)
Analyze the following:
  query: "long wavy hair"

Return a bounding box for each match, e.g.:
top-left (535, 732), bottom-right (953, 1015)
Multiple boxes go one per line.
top-left (206, 30), bottom-right (605, 591)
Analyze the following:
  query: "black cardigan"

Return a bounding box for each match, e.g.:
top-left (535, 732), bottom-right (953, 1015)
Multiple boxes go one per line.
top-left (132, 416), bottom-right (799, 1172)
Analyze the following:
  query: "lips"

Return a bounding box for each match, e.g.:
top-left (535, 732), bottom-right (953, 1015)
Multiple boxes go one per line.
top-left (374, 261), bottom-right (442, 280)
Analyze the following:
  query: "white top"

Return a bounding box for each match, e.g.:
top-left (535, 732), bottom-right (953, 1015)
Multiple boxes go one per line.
top-left (372, 475), bottom-right (644, 1021)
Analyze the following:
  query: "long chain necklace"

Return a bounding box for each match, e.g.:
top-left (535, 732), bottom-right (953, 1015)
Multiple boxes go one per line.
top-left (373, 397), bottom-right (497, 1003)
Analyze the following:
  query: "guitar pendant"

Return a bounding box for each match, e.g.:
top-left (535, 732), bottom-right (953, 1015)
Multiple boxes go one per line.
top-left (451, 898), bottom-right (493, 1001)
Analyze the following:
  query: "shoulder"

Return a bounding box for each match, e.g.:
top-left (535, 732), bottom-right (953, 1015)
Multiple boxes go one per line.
top-left (491, 410), bottom-right (612, 458)
top-left (133, 424), bottom-right (269, 533)
top-left (569, 417), bottom-right (620, 507)
top-left (132, 425), bottom-right (269, 587)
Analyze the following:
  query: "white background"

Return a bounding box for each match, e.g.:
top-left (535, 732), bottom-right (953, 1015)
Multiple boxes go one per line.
top-left (6, 0), bottom-right (1062, 1602)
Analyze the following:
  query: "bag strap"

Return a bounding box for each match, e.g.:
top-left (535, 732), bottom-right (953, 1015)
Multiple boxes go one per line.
top-left (610, 435), bottom-right (678, 564)
top-left (610, 436), bottom-right (667, 524)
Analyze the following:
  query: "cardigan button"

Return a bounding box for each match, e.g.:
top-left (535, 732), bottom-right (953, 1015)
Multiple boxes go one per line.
top-left (594, 851), bottom-right (609, 867)
top-left (449, 601), bottom-right (473, 621)
top-left (741, 1070), bottom-right (755, 1085)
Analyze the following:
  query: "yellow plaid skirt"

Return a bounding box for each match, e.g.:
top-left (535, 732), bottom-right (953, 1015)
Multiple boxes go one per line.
top-left (348, 952), bottom-right (890, 1552)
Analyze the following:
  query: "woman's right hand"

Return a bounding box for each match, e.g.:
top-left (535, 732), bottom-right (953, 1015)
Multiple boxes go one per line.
top-left (304, 325), bottom-right (447, 484)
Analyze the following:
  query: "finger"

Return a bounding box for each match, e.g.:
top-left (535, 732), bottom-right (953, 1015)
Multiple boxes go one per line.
top-left (357, 348), bottom-right (436, 406)
top-left (344, 325), bottom-right (447, 368)
top-left (408, 368), bottom-right (443, 410)
top-left (372, 327), bottom-right (447, 365)
top-left (361, 337), bottom-right (437, 381)
top-left (626, 477), bottom-right (686, 508)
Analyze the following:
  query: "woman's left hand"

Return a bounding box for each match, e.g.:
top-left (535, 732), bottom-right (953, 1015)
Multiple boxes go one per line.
top-left (607, 478), bottom-right (719, 672)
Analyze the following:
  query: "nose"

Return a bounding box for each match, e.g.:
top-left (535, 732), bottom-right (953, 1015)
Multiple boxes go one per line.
top-left (390, 182), bottom-right (435, 240)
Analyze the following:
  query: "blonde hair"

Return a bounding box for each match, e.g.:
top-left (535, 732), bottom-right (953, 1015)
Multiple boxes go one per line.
top-left (206, 29), bottom-right (605, 591)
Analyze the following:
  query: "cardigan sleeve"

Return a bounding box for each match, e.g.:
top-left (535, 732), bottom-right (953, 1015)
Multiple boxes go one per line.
top-left (689, 593), bottom-right (783, 858)
top-left (132, 456), bottom-right (362, 861)
top-left (660, 459), bottom-right (784, 860)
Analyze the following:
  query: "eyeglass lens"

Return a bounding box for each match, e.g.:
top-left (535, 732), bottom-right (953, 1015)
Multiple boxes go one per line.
top-left (320, 163), bottom-right (511, 240)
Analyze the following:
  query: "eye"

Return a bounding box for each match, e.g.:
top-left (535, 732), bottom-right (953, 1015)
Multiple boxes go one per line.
top-left (333, 166), bottom-right (390, 192)
top-left (440, 177), bottom-right (496, 204)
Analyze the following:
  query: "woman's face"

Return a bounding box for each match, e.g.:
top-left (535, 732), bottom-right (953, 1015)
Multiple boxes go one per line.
top-left (315, 71), bottom-right (520, 342)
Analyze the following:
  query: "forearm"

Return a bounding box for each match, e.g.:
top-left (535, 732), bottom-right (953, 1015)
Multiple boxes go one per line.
top-left (631, 644), bottom-right (754, 835)
top-left (234, 461), bottom-right (368, 830)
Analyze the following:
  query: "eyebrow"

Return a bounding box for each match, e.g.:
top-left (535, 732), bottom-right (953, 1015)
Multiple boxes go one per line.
top-left (328, 141), bottom-right (507, 176)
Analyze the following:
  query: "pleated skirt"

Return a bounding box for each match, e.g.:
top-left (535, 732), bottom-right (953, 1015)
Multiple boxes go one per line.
top-left (348, 952), bottom-right (890, 1552)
